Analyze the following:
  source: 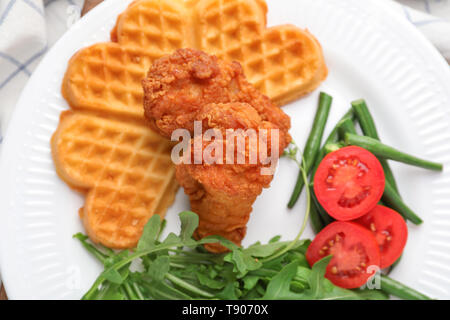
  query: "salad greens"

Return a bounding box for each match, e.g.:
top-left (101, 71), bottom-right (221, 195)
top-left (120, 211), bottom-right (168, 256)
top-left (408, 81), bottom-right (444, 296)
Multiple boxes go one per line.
top-left (75, 211), bottom-right (389, 300)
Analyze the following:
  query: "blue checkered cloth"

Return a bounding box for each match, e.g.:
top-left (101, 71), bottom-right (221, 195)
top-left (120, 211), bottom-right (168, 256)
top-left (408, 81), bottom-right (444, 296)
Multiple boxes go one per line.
top-left (0, 0), bottom-right (83, 145)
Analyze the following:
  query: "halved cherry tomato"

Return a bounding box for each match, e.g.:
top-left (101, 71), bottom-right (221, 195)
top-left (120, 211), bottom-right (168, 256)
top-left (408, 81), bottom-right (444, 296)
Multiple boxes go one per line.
top-left (306, 221), bottom-right (380, 289)
top-left (314, 146), bottom-right (385, 221)
top-left (354, 205), bottom-right (408, 269)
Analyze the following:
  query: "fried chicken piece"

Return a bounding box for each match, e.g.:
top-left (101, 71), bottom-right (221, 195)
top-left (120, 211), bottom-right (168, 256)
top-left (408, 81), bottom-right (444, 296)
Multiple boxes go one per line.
top-left (177, 102), bottom-right (288, 252)
top-left (143, 48), bottom-right (291, 146)
top-left (143, 49), bottom-right (291, 252)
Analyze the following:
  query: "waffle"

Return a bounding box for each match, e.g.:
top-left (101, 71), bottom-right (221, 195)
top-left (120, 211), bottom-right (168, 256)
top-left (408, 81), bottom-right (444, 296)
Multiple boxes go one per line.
top-left (52, 111), bottom-right (178, 249)
top-left (61, 43), bottom-right (148, 120)
top-left (194, 0), bottom-right (327, 106)
top-left (62, 0), bottom-right (327, 117)
top-left (63, 0), bottom-right (190, 119)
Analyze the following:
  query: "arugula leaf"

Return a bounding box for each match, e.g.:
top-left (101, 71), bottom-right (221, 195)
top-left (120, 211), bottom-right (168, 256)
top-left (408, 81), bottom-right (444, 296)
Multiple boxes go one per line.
top-left (216, 282), bottom-right (238, 300)
top-left (196, 272), bottom-right (226, 289)
top-left (102, 269), bottom-right (125, 285)
top-left (242, 275), bottom-right (260, 291)
top-left (225, 249), bottom-right (263, 277)
top-left (242, 286), bottom-right (263, 299)
top-left (262, 261), bottom-right (304, 300)
top-left (217, 264), bottom-right (238, 283)
top-left (137, 215), bottom-right (161, 251)
top-left (286, 252), bottom-right (309, 268)
top-left (73, 233), bottom-right (108, 263)
top-left (294, 256), bottom-right (387, 300)
top-left (225, 250), bottom-right (245, 275)
top-left (161, 232), bottom-right (182, 246)
top-left (179, 211), bottom-right (199, 242)
top-left (147, 256), bottom-right (170, 282)
top-left (295, 266), bottom-right (312, 284)
top-left (291, 239), bottom-right (311, 254)
top-left (207, 265), bottom-right (219, 279)
top-left (97, 283), bottom-right (126, 300)
top-left (157, 219), bottom-right (167, 241)
top-left (104, 249), bottom-right (130, 268)
top-left (307, 255), bottom-right (332, 299)
top-left (244, 241), bottom-right (288, 258)
top-left (262, 254), bottom-right (289, 271)
top-left (242, 254), bottom-right (262, 272)
top-left (269, 235), bottom-right (281, 243)
top-left (318, 279), bottom-right (362, 300)
top-left (282, 142), bottom-right (300, 162)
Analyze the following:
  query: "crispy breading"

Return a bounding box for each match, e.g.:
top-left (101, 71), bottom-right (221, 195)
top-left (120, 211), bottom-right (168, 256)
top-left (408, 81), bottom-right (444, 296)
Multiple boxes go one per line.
top-left (143, 48), bottom-right (291, 143)
top-left (143, 49), bottom-right (291, 252)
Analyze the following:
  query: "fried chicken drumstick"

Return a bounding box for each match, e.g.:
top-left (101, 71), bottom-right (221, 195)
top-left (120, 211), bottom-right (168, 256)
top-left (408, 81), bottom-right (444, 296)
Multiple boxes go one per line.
top-left (143, 48), bottom-right (291, 252)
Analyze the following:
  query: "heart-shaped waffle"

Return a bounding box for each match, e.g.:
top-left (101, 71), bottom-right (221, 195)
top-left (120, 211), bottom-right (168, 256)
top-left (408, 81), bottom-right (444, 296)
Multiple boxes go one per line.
top-left (62, 0), bottom-right (191, 119)
top-left (194, 0), bottom-right (327, 105)
top-left (52, 111), bottom-right (178, 249)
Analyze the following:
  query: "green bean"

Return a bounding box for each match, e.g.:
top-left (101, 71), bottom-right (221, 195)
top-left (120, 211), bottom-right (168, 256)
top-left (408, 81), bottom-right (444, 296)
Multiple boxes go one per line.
top-left (344, 133), bottom-right (443, 171)
top-left (351, 99), bottom-right (380, 139)
top-left (337, 117), bottom-right (357, 140)
top-left (380, 275), bottom-right (432, 300)
top-left (310, 109), bottom-right (354, 179)
top-left (383, 182), bottom-right (423, 225)
top-left (310, 184), bottom-right (334, 226)
top-left (351, 99), bottom-right (400, 194)
top-left (288, 92), bottom-right (332, 208)
top-left (381, 160), bottom-right (402, 195)
top-left (324, 109), bottom-right (355, 144)
top-left (309, 201), bottom-right (325, 234)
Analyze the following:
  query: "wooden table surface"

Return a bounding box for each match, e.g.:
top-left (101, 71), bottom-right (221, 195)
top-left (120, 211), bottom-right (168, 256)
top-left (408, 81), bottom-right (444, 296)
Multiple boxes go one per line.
top-left (0, 0), bottom-right (103, 301)
top-left (0, 285), bottom-right (7, 300)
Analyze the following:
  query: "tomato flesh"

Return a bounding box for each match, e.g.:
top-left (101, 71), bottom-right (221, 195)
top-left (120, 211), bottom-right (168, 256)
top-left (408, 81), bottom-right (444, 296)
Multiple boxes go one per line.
top-left (306, 221), bottom-right (381, 289)
top-left (314, 146), bottom-right (385, 221)
top-left (354, 205), bottom-right (408, 268)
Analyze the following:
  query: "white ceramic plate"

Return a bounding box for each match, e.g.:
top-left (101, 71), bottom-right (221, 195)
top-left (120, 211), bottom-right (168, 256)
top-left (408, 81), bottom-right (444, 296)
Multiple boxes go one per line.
top-left (1, 0), bottom-right (450, 300)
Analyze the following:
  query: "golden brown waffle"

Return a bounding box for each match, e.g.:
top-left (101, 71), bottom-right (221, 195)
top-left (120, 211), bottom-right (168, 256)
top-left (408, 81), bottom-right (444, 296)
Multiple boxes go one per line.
top-left (63, 0), bottom-right (190, 119)
top-left (194, 0), bottom-right (327, 105)
top-left (52, 111), bottom-right (177, 249)
top-left (63, 0), bottom-right (327, 118)
top-left (62, 43), bottom-right (147, 119)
